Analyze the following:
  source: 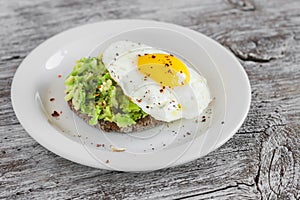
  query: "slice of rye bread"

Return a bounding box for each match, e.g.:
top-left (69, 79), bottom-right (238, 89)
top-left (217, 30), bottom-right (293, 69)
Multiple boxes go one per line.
top-left (67, 100), bottom-right (163, 133)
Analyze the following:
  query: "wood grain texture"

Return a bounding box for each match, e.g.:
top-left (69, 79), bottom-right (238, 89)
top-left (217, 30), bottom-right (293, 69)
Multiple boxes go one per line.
top-left (0, 0), bottom-right (299, 199)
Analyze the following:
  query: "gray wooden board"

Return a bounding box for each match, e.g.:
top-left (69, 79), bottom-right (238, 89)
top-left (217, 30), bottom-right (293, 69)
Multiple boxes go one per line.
top-left (0, 0), bottom-right (299, 199)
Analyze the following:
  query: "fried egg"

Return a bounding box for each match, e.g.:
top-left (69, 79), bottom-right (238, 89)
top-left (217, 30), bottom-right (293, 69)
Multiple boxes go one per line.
top-left (102, 40), bottom-right (211, 122)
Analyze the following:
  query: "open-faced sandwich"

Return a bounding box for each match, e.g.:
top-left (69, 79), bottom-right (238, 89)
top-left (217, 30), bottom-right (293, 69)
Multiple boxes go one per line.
top-left (64, 41), bottom-right (211, 133)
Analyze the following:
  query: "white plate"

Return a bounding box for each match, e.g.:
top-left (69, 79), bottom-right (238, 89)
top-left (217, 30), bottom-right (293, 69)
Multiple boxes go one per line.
top-left (11, 20), bottom-right (251, 172)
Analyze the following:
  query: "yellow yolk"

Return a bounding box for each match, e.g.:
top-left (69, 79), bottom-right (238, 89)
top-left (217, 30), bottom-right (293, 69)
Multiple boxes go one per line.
top-left (137, 54), bottom-right (190, 87)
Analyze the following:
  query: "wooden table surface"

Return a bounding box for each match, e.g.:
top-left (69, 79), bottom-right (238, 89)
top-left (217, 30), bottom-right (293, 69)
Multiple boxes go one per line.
top-left (1, 0), bottom-right (299, 199)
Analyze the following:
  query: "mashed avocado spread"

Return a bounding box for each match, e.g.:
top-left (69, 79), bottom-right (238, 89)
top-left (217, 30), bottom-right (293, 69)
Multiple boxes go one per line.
top-left (64, 56), bottom-right (148, 128)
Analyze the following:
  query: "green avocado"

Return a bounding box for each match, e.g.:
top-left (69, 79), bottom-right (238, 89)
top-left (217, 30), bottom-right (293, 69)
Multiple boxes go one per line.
top-left (64, 55), bottom-right (148, 128)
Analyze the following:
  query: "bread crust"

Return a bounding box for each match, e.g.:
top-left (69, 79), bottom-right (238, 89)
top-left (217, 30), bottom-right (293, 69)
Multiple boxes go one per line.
top-left (67, 100), bottom-right (163, 133)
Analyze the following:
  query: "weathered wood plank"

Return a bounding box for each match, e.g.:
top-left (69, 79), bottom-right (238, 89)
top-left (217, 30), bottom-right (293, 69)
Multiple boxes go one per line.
top-left (0, 0), bottom-right (299, 199)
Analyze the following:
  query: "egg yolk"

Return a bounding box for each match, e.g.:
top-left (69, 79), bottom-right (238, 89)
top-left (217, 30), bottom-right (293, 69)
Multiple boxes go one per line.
top-left (137, 54), bottom-right (190, 87)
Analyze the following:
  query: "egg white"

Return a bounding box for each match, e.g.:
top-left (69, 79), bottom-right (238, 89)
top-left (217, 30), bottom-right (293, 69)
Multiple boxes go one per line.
top-left (102, 40), bottom-right (211, 122)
